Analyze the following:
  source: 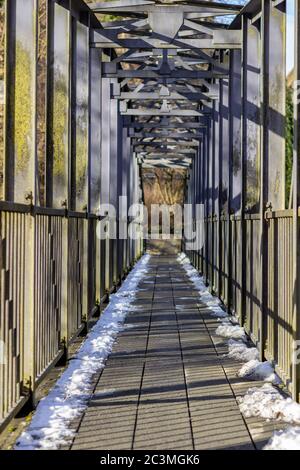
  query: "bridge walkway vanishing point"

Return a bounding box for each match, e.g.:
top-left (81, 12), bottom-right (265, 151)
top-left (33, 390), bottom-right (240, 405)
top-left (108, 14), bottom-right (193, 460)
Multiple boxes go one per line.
top-left (71, 255), bottom-right (284, 451)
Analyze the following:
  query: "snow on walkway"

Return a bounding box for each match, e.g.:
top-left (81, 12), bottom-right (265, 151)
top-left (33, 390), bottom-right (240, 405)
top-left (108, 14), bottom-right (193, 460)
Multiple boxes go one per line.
top-left (178, 253), bottom-right (278, 384)
top-left (14, 252), bottom-right (300, 450)
top-left (15, 254), bottom-right (150, 450)
top-left (177, 253), bottom-right (300, 450)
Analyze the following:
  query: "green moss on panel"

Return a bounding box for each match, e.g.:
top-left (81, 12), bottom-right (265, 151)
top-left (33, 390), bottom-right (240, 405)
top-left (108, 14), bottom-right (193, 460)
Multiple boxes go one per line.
top-left (84, 0), bottom-right (121, 23)
top-left (14, 41), bottom-right (32, 171)
top-left (285, 84), bottom-right (293, 208)
top-left (53, 75), bottom-right (68, 177)
top-left (270, 69), bottom-right (283, 112)
top-left (76, 109), bottom-right (88, 197)
top-left (246, 134), bottom-right (260, 212)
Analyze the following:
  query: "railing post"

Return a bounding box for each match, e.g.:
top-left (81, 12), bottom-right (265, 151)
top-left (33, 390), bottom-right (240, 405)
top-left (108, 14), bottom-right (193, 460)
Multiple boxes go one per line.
top-left (240, 15), bottom-right (248, 327)
top-left (101, 76), bottom-right (112, 293)
top-left (211, 104), bottom-right (218, 292)
top-left (14, 0), bottom-right (38, 398)
top-left (23, 212), bottom-right (35, 398)
top-left (217, 80), bottom-right (222, 299)
top-left (293, 0), bottom-right (300, 402)
top-left (204, 125), bottom-right (210, 284)
top-left (60, 215), bottom-right (69, 347)
top-left (89, 44), bottom-right (102, 306)
top-left (82, 217), bottom-right (88, 320)
top-left (259, 0), bottom-right (270, 361)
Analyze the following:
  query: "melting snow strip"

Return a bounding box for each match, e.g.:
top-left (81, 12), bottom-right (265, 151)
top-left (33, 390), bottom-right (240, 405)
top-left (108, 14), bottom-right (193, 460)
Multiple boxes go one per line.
top-left (178, 253), bottom-right (300, 450)
top-left (177, 253), bottom-right (280, 384)
top-left (238, 384), bottom-right (300, 425)
top-left (15, 254), bottom-right (150, 450)
top-left (264, 426), bottom-right (300, 450)
top-left (237, 383), bottom-right (300, 450)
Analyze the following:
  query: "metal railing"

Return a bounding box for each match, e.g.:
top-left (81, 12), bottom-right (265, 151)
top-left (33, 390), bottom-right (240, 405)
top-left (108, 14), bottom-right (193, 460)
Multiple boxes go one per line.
top-left (0, 0), bottom-right (144, 431)
top-left (0, 204), bottom-right (143, 430)
top-left (184, 1), bottom-right (300, 400)
top-left (265, 210), bottom-right (294, 390)
top-left (187, 209), bottom-right (295, 395)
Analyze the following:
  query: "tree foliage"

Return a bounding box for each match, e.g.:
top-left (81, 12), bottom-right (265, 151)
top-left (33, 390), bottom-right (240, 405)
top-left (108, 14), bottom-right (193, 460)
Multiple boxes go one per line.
top-left (84, 0), bottom-right (122, 23)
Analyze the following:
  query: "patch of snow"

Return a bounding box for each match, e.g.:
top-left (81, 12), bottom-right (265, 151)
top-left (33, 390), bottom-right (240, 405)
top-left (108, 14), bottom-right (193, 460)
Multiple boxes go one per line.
top-left (230, 315), bottom-right (240, 325)
top-left (200, 293), bottom-right (221, 304)
top-left (15, 254), bottom-right (150, 450)
top-left (177, 253), bottom-right (223, 306)
top-left (178, 254), bottom-right (248, 343)
top-left (178, 254), bottom-right (300, 449)
top-left (237, 359), bottom-right (279, 383)
top-left (264, 426), bottom-right (300, 450)
top-left (209, 307), bottom-right (228, 318)
top-left (238, 383), bottom-right (300, 424)
top-left (226, 339), bottom-right (259, 362)
top-left (215, 322), bottom-right (247, 341)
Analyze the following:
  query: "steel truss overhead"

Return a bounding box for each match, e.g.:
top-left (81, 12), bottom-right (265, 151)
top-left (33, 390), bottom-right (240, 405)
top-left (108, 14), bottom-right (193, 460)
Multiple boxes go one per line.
top-left (90, 0), bottom-right (243, 168)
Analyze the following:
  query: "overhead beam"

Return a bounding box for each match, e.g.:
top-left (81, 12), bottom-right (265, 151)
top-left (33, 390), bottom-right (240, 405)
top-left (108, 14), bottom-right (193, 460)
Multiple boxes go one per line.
top-left (130, 132), bottom-right (203, 138)
top-left (133, 139), bottom-right (200, 145)
top-left (102, 68), bottom-right (227, 79)
top-left (140, 148), bottom-right (196, 154)
top-left (142, 160), bottom-right (191, 168)
top-left (120, 108), bottom-right (211, 117)
top-left (124, 121), bottom-right (207, 129)
top-left (113, 91), bottom-right (216, 101)
top-left (90, 2), bottom-right (243, 14)
top-left (134, 144), bottom-right (199, 150)
top-left (92, 35), bottom-right (241, 50)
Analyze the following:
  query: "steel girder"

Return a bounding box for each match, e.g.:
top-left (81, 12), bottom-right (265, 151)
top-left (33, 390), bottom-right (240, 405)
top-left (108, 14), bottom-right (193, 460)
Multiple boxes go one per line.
top-left (89, 0), bottom-right (242, 168)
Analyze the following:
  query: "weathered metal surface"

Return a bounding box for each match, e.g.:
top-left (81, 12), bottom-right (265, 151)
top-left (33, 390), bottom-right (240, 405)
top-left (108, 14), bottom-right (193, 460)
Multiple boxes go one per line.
top-left (213, 99), bottom-right (220, 295)
top-left (100, 77), bottom-right (112, 293)
top-left (109, 83), bottom-right (119, 285)
top-left (230, 49), bottom-right (242, 213)
top-left (6, 0), bottom-right (37, 204)
top-left (245, 19), bottom-right (261, 212)
top-left (242, 216), bottom-right (261, 345)
top-left (219, 215), bottom-right (229, 305)
top-left (87, 217), bottom-right (101, 314)
top-left (230, 217), bottom-right (242, 320)
top-left (36, 0), bottom-right (48, 207)
top-left (67, 217), bottom-right (84, 340)
top-left (265, 212), bottom-right (293, 390)
top-left (34, 215), bottom-right (63, 378)
top-left (267, 2), bottom-right (285, 209)
top-left (75, 22), bottom-right (89, 212)
top-left (89, 48), bottom-right (101, 215)
top-left (0, 210), bottom-right (26, 425)
top-left (0, 1), bottom-right (5, 200)
top-left (293, 0), bottom-right (300, 401)
top-left (51, 4), bottom-right (70, 209)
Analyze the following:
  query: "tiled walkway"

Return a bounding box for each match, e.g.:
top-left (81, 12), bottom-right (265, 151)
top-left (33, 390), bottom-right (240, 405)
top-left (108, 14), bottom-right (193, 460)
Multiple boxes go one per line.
top-left (71, 255), bottom-right (280, 450)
